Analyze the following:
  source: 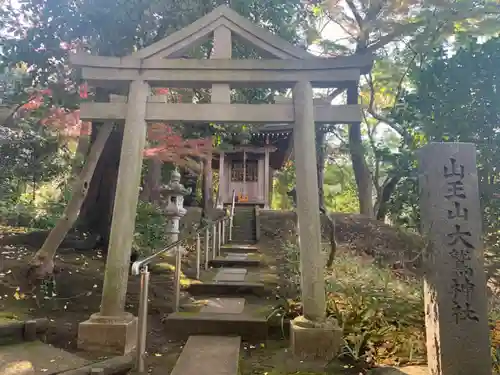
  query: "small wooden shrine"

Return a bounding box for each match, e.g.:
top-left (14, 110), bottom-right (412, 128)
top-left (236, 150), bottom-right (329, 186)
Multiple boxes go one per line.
top-left (214, 123), bottom-right (292, 208)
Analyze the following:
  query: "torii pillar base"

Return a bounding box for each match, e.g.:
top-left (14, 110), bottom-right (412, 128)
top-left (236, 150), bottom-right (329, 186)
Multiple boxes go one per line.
top-left (77, 313), bottom-right (137, 355)
top-left (290, 316), bottom-right (342, 361)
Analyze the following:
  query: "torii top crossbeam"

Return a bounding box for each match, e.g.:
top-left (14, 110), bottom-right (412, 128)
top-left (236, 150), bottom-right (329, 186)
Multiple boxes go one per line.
top-left (70, 5), bottom-right (373, 125)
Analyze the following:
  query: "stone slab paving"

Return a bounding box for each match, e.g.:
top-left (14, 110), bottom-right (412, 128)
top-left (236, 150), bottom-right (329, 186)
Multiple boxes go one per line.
top-left (200, 297), bottom-right (246, 314)
top-left (214, 268), bottom-right (247, 282)
top-left (170, 335), bottom-right (240, 375)
top-left (225, 253), bottom-right (249, 259)
top-left (220, 268), bottom-right (247, 274)
top-left (398, 366), bottom-right (428, 375)
top-left (0, 341), bottom-right (91, 375)
top-left (221, 243), bottom-right (258, 250)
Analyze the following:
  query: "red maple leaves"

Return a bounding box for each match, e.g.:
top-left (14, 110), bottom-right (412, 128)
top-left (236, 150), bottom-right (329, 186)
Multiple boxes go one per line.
top-left (16, 88), bottom-right (89, 138)
top-left (144, 87), bottom-right (212, 169)
top-left (15, 87), bottom-right (212, 169)
top-left (145, 123), bottom-right (212, 169)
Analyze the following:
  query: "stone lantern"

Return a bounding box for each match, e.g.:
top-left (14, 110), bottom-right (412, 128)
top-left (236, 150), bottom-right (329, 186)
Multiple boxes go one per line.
top-left (160, 169), bottom-right (191, 244)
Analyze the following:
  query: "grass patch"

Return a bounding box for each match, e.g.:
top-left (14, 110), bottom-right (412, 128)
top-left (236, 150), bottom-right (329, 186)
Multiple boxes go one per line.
top-left (276, 242), bottom-right (426, 370)
top-left (275, 241), bottom-right (500, 372)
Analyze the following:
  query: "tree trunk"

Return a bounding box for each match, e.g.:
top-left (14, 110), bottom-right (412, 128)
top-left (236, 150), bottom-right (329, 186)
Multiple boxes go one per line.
top-left (347, 84), bottom-right (373, 216)
top-left (70, 122), bottom-right (92, 177)
top-left (315, 129), bottom-right (326, 209)
top-left (28, 122), bottom-right (114, 281)
top-left (202, 161), bottom-right (214, 214)
top-left (201, 143), bottom-right (214, 221)
top-left (325, 213), bottom-right (338, 268)
top-left (78, 125), bottom-right (123, 247)
top-left (140, 158), bottom-right (162, 204)
top-left (374, 175), bottom-right (401, 220)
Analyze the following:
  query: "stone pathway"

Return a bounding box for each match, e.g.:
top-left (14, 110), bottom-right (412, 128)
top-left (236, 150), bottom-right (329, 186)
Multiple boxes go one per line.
top-left (200, 297), bottom-right (246, 314)
top-left (165, 242), bottom-right (433, 375)
top-left (170, 336), bottom-right (240, 375)
top-left (213, 268), bottom-right (247, 282)
top-left (0, 341), bottom-right (91, 375)
top-left (166, 242), bottom-right (270, 374)
top-left (208, 252), bottom-right (261, 268)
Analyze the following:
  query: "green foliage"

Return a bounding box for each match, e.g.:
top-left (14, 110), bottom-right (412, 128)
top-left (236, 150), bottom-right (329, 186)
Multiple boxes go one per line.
top-left (323, 160), bottom-right (360, 213)
top-left (390, 36), bottom-right (500, 236)
top-left (272, 158), bottom-right (361, 213)
top-left (0, 120), bottom-right (72, 199)
top-left (0, 180), bottom-right (69, 229)
top-left (272, 161), bottom-right (296, 210)
top-left (133, 201), bottom-right (167, 254)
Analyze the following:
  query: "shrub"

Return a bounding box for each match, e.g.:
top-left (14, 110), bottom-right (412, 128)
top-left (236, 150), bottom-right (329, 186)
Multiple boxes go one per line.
top-left (326, 252), bottom-right (425, 367)
top-left (279, 241), bottom-right (500, 370)
top-left (278, 242), bottom-right (426, 368)
top-left (133, 201), bottom-right (167, 254)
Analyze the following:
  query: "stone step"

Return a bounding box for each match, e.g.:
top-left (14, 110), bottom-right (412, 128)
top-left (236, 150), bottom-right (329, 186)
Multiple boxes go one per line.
top-left (221, 243), bottom-right (259, 253)
top-left (209, 254), bottom-right (260, 268)
top-left (0, 341), bottom-right (91, 374)
top-left (229, 230), bottom-right (256, 238)
top-left (187, 280), bottom-right (266, 296)
top-left (165, 299), bottom-right (268, 341)
top-left (231, 228), bottom-right (255, 233)
top-left (213, 268), bottom-right (248, 282)
top-left (231, 227), bottom-right (255, 233)
top-left (233, 221), bottom-right (255, 225)
top-left (231, 235), bottom-right (255, 240)
top-left (169, 335), bottom-right (240, 375)
top-left (231, 228), bottom-right (256, 234)
top-left (230, 239), bottom-right (256, 245)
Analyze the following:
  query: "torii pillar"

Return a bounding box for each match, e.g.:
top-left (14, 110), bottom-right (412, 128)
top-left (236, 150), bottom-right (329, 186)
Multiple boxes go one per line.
top-left (78, 80), bottom-right (149, 354)
top-left (289, 80), bottom-right (342, 360)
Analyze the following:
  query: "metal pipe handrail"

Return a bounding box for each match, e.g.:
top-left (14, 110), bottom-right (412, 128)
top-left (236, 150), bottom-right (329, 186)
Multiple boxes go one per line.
top-left (132, 189), bottom-right (236, 373)
top-left (130, 214), bottom-right (227, 276)
top-left (229, 189), bottom-right (236, 241)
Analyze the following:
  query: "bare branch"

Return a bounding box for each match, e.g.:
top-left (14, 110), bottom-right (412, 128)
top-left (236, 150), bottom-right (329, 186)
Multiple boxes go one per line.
top-left (326, 87), bottom-right (346, 102)
top-left (323, 12), bottom-right (358, 39)
top-left (366, 21), bottom-right (426, 52)
top-left (345, 0), bottom-right (364, 30)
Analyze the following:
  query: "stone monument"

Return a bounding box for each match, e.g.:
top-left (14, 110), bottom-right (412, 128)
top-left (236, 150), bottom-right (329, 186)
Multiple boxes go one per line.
top-left (418, 142), bottom-right (491, 375)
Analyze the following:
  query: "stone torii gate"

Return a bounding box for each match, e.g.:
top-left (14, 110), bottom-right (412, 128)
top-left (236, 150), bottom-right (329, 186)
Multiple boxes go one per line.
top-left (71, 5), bottom-right (372, 355)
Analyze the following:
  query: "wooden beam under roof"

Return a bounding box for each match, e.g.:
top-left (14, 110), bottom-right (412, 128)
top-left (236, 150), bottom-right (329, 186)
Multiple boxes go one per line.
top-left (70, 53), bottom-right (373, 73)
top-left (80, 67), bottom-right (361, 89)
top-left (146, 54), bottom-right (372, 72)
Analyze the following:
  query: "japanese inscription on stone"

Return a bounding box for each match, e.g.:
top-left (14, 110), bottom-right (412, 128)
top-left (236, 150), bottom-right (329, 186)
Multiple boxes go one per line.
top-left (443, 157), bottom-right (478, 323)
top-left (418, 143), bottom-right (491, 375)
